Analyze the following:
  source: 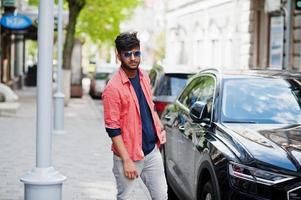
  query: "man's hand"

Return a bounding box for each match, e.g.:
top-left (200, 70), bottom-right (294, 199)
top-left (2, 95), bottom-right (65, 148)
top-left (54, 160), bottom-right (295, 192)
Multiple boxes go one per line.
top-left (123, 158), bottom-right (138, 180)
top-left (160, 130), bottom-right (166, 144)
top-left (111, 135), bottom-right (138, 180)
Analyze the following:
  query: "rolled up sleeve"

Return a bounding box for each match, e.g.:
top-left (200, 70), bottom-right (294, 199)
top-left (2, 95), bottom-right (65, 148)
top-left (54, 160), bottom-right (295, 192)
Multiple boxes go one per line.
top-left (102, 85), bottom-right (121, 137)
top-left (105, 127), bottom-right (121, 137)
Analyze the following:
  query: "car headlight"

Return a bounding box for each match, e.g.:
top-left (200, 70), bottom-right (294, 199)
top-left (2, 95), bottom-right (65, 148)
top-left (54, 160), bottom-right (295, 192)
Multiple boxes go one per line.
top-left (229, 162), bottom-right (294, 186)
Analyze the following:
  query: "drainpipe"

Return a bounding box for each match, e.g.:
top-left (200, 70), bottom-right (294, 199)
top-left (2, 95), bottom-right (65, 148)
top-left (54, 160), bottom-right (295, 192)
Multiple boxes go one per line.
top-left (284, 0), bottom-right (293, 69)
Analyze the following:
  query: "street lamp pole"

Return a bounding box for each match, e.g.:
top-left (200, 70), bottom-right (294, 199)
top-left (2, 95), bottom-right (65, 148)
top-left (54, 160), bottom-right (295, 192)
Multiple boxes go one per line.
top-left (20, 0), bottom-right (66, 199)
top-left (53, 0), bottom-right (66, 135)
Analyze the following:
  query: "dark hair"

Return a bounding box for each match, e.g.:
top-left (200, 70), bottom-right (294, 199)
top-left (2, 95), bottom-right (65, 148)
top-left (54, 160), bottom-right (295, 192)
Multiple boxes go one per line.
top-left (115, 32), bottom-right (140, 53)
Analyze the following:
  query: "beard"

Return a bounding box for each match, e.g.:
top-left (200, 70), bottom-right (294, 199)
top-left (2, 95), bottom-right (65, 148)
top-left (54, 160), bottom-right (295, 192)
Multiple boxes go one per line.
top-left (120, 59), bottom-right (140, 71)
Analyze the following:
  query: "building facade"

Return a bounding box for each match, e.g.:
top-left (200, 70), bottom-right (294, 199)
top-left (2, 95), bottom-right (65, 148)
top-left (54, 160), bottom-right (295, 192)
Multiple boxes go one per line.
top-left (165, 0), bottom-right (301, 70)
top-left (0, 0), bottom-right (40, 88)
top-left (250, 0), bottom-right (301, 70)
top-left (120, 0), bottom-right (165, 70)
top-left (0, 0), bottom-right (69, 89)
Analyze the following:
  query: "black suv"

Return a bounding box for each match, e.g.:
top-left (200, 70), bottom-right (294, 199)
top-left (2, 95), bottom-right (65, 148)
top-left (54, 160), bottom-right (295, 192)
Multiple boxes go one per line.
top-left (161, 68), bottom-right (301, 200)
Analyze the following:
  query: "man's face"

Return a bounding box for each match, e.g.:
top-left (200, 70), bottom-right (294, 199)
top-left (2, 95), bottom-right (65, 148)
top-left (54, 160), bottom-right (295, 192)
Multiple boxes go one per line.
top-left (118, 47), bottom-right (141, 71)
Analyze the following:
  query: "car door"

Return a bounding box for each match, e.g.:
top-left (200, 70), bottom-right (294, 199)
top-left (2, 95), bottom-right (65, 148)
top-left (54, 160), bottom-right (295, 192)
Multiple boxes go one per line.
top-left (161, 103), bottom-right (181, 181)
top-left (162, 77), bottom-right (205, 198)
top-left (176, 75), bottom-right (216, 199)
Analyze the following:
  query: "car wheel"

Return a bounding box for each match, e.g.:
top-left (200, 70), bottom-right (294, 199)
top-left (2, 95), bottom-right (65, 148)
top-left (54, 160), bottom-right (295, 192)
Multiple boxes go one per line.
top-left (200, 180), bottom-right (215, 200)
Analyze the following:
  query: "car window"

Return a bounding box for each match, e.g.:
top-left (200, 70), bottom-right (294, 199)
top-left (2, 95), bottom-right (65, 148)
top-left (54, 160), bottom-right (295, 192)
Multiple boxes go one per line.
top-left (150, 72), bottom-right (158, 88)
top-left (154, 74), bottom-right (190, 97)
top-left (178, 75), bottom-right (215, 116)
top-left (222, 78), bottom-right (301, 124)
top-left (149, 70), bottom-right (161, 88)
top-left (148, 65), bottom-right (164, 89)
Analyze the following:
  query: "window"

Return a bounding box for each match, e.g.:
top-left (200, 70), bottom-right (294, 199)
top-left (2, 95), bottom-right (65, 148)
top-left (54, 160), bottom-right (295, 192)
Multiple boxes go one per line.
top-left (222, 78), bottom-right (301, 124)
top-left (154, 73), bottom-right (190, 97)
top-left (178, 41), bottom-right (186, 64)
top-left (178, 75), bottom-right (215, 116)
top-left (269, 15), bottom-right (284, 69)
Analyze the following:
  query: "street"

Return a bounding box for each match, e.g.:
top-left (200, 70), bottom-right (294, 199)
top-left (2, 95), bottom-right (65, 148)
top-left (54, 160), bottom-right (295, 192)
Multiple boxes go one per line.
top-left (0, 87), bottom-right (150, 200)
top-left (0, 0), bottom-right (300, 199)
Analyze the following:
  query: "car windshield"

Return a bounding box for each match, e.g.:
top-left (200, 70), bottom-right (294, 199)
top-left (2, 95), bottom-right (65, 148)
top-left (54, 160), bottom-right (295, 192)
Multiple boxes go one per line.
top-left (154, 74), bottom-right (190, 97)
top-left (221, 77), bottom-right (301, 124)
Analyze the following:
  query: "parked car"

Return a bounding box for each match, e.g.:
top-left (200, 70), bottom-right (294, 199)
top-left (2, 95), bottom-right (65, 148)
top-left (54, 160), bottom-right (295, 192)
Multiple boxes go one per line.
top-left (89, 67), bottom-right (115, 99)
top-left (150, 66), bottom-right (196, 117)
top-left (148, 63), bottom-right (164, 92)
top-left (161, 68), bottom-right (301, 200)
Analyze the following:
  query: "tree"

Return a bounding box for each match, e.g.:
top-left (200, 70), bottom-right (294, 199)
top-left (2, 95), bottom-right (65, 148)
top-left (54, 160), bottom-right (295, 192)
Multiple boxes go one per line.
top-left (65, 0), bottom-right (141, 70)
top-left (77, 0), bottom-right (140, 43)
top-left (29, 0), bottom-right (141, 70)
top-left (62, 0), bottom-right (85, 70)
top-left (29, 0), bottom-right (140, 102)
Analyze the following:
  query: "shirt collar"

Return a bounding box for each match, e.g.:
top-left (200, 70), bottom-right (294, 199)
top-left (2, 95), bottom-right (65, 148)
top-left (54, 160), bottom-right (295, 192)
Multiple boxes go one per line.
top-left (118, 67), bottom-right (144, 84)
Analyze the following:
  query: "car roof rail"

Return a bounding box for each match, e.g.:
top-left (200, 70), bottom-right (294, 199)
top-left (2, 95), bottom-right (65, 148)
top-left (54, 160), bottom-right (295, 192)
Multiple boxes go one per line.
top-left (199, 67), bottom-right (221, 74)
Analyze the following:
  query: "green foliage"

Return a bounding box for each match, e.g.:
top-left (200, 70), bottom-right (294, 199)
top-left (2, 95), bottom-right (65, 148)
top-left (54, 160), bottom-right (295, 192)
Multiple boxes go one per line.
top-left (27, 40), bottom-right (38, 57)
top-left (28, 0), bottom-right (39, 5)
top-left (76, 0), bottom-right (141, 44)
top-left (29, 0), bottom-right (141, 45)
top-left (28, 0), bottom-right (69, 10)
top-left (29, 0), bottom-right (141, 71)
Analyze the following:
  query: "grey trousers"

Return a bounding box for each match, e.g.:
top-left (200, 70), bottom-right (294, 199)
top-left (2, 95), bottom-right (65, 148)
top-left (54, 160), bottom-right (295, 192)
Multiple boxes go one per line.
top-left (112, 146), bottom-right (168, 200)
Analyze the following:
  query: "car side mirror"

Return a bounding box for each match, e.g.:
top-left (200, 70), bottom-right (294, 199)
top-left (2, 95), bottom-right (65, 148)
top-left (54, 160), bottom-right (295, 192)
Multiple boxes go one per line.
top-left (189, 101), bottom-right (210, 124)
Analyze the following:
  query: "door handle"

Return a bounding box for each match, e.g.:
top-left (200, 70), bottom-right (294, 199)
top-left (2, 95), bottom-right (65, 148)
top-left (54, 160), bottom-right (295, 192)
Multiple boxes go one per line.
top-left (164, 115), bottom-right (171, 120)
top-left (178, 125), bottom-right (185, 131)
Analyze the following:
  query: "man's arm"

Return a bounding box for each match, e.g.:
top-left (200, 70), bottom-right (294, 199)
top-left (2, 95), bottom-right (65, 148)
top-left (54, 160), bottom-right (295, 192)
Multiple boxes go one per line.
top-left (102, 86), bottom-right (138, 180)
top-left (111, 135), bottom-right (138, 179)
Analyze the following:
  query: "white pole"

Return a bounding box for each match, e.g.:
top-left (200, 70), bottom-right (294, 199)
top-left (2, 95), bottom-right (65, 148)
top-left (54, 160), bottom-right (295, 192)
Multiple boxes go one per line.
top-left (20, 0), bottom-right (66, 198)
top-left (53, 0), bottom-right (66, 134)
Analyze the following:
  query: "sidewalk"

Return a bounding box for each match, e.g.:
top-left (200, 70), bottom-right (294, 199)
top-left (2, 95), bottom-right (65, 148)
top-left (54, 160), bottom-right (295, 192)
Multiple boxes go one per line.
top-left (0, 87), bottom-right (151, 200)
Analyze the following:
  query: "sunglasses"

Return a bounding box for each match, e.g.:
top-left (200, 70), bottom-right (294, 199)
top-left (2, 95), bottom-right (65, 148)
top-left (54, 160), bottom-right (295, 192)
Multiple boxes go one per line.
top-left (122, 50), bottom-right (141, 58)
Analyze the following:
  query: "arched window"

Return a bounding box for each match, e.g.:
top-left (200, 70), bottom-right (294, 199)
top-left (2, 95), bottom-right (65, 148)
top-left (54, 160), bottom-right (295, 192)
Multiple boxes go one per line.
top-left (193, 23), bottom-right (205, 67)
top-left (176, 26), bottom-right (187, 64)
top-left (208, 22), bottom-right (221, 67)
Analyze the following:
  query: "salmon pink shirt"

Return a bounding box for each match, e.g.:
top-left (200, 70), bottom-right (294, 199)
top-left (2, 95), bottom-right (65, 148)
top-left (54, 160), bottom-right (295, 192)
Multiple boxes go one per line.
top-left (102, 67), bottom-right (165, 161)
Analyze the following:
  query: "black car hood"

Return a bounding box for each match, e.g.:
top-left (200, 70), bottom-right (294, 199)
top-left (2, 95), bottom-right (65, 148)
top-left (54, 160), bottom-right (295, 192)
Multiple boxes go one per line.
top-left (221, 123), bottom-right (301, 173)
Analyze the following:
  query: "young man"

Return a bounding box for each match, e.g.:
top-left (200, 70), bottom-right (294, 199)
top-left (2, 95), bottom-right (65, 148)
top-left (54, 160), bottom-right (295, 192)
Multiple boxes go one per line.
top-left (102, 32), bottom-right (168, 200)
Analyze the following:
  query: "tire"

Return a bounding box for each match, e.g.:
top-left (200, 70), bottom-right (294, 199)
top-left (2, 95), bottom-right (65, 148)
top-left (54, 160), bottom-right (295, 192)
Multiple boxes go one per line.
top-left (200, 180), bottom-right (216, 200)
